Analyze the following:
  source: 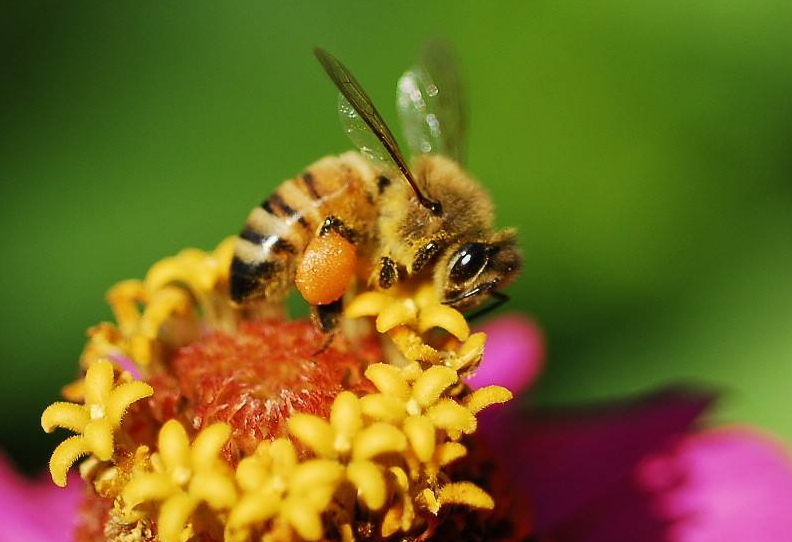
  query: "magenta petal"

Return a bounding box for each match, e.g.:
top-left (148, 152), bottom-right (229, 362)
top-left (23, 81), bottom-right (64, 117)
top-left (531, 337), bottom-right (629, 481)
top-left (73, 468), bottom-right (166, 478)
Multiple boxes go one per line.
top-left (467, 314), bottom-right (544, 394)
top-left (109, 352), bottom-right (142, 380)
top-left (637, 427), bottom-right (792, 542)
top-left (0, 453), bottom-right (81, 542)
top-left (480, 387), bottom-right (713, 542)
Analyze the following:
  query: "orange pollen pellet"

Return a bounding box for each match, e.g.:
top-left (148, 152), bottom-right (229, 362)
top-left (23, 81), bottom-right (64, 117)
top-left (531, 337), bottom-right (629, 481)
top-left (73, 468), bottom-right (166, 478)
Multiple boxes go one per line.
top-left (295, 231), bottom-right (357, 305)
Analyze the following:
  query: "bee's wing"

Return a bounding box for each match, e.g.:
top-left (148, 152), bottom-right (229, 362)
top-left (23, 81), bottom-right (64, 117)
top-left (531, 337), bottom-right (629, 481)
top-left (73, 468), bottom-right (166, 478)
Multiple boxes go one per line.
top-left (337, 93), bottom-right (401, 176)
top-left (315, 48), bottom-right (442, 214)
top-left (397, 41), bottom-right (467, 164)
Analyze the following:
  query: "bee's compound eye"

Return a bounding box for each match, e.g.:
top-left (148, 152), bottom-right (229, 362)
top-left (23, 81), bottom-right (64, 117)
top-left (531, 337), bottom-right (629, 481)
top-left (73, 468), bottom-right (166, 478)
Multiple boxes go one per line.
top-left (449, 243), bottom-right (489, 283)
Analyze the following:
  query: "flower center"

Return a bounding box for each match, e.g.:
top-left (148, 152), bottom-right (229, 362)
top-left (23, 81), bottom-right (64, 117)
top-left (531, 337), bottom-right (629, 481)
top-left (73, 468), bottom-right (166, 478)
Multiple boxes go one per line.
top-left (147, 319), bottom-right (379, 457)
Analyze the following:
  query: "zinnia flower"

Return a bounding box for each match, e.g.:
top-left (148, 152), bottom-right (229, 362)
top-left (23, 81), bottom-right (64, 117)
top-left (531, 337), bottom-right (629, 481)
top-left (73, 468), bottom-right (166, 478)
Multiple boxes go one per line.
top-left (30, 239), bottom-right (792, 542)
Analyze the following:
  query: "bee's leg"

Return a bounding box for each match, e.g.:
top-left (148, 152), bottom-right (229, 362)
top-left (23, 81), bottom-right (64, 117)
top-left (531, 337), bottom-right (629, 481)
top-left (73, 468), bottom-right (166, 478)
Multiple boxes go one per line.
top-left (312, 298), bottom-right (344, 333)
top-left (311, 299), bottom-right (343, 354)
top-left (371, 256), bottom-right (398, 290)
top-left (410, 240), bottom-right (443, 275)
top-left (319, 216), bottom-right (356, 242)
top-left (466, 291), bottom-right (511, 322)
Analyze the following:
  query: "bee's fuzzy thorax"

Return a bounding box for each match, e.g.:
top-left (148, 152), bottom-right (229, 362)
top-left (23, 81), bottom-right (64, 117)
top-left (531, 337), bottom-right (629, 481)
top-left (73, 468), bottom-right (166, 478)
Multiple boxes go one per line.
top-left (412, 154), bottom-right (495, 235)
top-left (374, 154), bottom-right (496, 275)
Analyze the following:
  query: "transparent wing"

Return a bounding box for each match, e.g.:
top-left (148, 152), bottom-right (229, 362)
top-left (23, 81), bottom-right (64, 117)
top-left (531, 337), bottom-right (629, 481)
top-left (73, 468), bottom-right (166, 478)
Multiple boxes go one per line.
top-left (338, 93), bottom-right (400, 176)
top-left (397, 41), bottom-right (467, 164)
top-left (315, 48), bottom-right (442, 214)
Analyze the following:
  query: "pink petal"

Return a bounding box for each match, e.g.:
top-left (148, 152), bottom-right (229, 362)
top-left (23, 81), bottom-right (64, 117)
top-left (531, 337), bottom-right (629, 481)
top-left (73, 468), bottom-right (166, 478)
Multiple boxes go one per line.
top-left (637, 427), bottom-right (792, 542)
top-left (479, 387), bottom-right (713, 541)
top-left (110, 352), bottom-right (142, 380)
top-left (0, 453), bottom-right (81, 542)
top-left (467, 314), bottom-right (545, 394)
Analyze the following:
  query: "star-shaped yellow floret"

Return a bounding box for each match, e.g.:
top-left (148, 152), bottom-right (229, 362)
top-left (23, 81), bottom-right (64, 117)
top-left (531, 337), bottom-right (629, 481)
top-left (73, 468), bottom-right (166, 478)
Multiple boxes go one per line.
top-left (225, 438), bottom-right (343, 542)
top-left (122, 420), bottom-right (237, 542)
top-left (345, 282), bottom-right (469, 342)
top-left (106, 237), bottom-right (237, 366)
top-left (288, 391), bottom-right (406, 511)
top-left (360, 363), bottom-right (512, 460)
top-left (41, 359), bottom-right (153, 487)
top-left (107, 281), bottom-right (193, 367)
top-left (144, 237), bottom-right (235, 297)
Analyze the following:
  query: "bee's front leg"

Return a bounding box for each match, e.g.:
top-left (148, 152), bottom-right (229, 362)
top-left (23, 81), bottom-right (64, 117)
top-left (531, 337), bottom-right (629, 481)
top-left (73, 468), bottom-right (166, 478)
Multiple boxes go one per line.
top-left (311, 298), bottom-right (344, 334)
top-left (410, 239), bottom-right (443, 275)
top-left (319, 216), bottom-right (356, 242)
top-left (370, 256), bottom-right (398, 290)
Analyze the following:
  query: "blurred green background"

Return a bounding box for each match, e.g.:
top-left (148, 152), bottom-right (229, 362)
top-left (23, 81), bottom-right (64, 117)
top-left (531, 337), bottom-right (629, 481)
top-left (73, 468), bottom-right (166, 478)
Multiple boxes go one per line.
top-left (2, 0), bottom-right (791, 472)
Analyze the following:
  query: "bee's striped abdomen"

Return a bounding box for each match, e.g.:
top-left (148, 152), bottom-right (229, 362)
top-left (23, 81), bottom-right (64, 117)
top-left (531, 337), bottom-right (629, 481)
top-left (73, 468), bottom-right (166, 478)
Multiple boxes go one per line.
top-left (230, 152), bottom-right (376, 304)
top-left (300, 171), bottom-right (322, 200)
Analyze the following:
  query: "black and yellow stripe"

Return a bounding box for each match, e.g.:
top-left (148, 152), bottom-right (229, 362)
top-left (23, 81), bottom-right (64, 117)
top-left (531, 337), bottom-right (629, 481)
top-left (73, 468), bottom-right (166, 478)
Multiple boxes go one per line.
top-left (230, 154), bottom-right (376, 303)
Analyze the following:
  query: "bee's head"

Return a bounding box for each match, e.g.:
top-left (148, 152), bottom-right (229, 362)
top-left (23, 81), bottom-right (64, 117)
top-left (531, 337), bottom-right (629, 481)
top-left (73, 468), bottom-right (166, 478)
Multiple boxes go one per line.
top-left (437, 228), bottom-right (522, 312)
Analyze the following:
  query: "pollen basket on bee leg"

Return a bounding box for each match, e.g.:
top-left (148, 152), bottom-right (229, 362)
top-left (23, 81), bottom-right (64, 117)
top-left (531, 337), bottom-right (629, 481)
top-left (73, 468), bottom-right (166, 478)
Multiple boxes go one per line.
top-left (295, 231), bottom-right (357, 305)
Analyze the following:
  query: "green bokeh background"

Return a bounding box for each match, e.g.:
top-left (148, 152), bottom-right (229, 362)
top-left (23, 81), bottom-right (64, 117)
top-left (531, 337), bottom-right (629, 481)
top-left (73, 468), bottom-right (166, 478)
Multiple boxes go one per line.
top-left (2, 1), bottom-right (791, 472)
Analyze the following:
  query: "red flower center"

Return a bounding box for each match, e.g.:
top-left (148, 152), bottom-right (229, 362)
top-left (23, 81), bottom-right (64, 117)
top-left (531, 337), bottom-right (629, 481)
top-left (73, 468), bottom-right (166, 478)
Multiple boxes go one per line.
top-left (146, 319), bottom-right (380, 458)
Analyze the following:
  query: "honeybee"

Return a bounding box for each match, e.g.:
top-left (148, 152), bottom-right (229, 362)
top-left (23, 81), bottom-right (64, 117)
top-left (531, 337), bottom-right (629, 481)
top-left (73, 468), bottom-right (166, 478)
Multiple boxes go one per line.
top-left (230, 44), bottom-right (521, 330)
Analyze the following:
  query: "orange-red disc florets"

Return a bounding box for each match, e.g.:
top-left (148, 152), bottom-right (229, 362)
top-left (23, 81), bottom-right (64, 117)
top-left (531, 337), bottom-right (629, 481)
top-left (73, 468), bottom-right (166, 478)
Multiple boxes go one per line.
top-left (146, 319), bottom-right (379, 458)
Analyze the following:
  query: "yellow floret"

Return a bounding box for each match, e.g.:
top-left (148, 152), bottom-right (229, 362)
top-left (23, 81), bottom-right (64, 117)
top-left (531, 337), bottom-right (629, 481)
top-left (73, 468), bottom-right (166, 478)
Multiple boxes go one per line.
top-left (355, 357), bottom-right (510, 533)
top-left (362, 362), bottom-right (477, 461)
top-left (42, 238), bottom-right (517, 542)
top-left (105, 237), bottom-right (239, 367)
top-left (225, 439), bottom-right (343, 542)
top-left (41, 359), bottom-right (153, 487)
top-left (122, 420), bottom-right (236, 542)
top-left (288, 391), bottom-right (404, 511)
top-left (345, 282), bottom-right (470, 344)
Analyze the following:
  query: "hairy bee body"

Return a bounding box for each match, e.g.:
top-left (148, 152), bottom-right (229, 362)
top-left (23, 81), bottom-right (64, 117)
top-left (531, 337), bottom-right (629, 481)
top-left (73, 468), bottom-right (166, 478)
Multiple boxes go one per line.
top-left (231, 152), bottom-right (518, 312)
top-left (230, 47), bottom-right (522, 325)
top-left (376, 154), bottom-right (495, 273)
